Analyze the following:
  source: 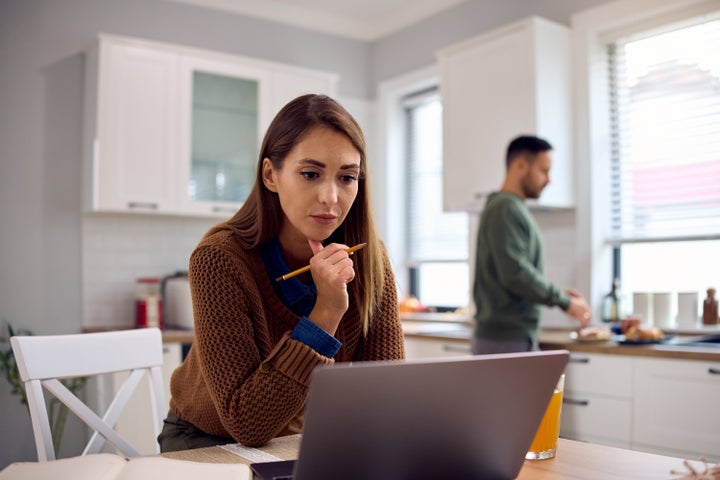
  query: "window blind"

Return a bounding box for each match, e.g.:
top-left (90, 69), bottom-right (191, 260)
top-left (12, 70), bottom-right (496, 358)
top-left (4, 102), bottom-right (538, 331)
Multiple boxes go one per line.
top-left (403, 90), bottom-right (468, 263)
top-left (608, 17), bottom-right (720, 244)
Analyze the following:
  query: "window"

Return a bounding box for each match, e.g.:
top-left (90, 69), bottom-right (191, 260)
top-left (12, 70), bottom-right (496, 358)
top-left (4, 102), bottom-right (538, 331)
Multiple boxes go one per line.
top-left (608, 16), bottom-right (720, 304)
top-left (403, 89), bottom-right (469, 310)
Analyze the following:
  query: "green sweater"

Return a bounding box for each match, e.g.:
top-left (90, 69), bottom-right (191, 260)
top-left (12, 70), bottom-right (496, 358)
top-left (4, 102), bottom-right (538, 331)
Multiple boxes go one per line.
top-left (473, 192), bottom-right (570, 341)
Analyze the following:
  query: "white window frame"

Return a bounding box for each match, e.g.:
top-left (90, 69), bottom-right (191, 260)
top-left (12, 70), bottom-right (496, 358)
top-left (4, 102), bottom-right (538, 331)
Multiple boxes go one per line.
top-left (571, 0), bottom-right (720, 311)
top-left (377, 65), bottom-right (444, 299)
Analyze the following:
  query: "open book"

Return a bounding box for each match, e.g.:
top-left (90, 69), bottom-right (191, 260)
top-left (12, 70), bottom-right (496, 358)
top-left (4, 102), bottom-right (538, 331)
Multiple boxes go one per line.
top-left (0, 453), bottom-right (251, 480)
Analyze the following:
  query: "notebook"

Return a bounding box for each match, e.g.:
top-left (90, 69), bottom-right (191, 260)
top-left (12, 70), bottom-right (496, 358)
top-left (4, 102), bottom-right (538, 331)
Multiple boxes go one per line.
top-left (251, 350), bottom-right (569, 480)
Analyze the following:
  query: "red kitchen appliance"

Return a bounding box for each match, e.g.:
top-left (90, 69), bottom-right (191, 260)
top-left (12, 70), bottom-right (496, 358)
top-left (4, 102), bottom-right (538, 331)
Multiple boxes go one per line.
top-left (135, 277), bottom-right (163, 329)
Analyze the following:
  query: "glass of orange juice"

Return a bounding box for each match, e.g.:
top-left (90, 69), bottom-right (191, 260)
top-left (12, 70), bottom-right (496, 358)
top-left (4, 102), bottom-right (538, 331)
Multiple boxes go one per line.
top-left (526, 373), bottom-right (564, 460)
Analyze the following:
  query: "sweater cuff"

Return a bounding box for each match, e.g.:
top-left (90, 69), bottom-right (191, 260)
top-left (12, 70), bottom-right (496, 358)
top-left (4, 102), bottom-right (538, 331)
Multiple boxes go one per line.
top-left (291, 316), bottom-right (342, 358)
top-left (262, 333), bottom-right (333, 385)
top-left (558, 293), bottom-right (571, 311)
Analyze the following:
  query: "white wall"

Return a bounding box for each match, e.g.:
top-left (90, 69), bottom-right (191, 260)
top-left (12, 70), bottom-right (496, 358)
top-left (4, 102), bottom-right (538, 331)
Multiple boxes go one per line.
top-left (82, 215), bottom-right (216, 328)
top-left (370, 0), bottom-right (612, 89)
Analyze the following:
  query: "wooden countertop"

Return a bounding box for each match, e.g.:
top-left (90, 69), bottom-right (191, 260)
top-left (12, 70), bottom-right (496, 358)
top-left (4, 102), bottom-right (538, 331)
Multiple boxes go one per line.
top-left (401, 320), bottom-right (720, 362)
top-left (87, 323), bottom-right (720, 362)
top-left (539, 329), bottom-right (720, 362)
top-left (83, 326), bottom-right (196, 344)
top-left (162, 435), bottom-right (696, 479)
top-left (158, 328), bottom-right (195, 344)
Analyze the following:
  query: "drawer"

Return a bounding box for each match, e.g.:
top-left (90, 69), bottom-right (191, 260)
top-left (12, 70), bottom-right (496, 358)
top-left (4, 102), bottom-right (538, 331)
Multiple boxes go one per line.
top-left (632, 358), bottom-right (720, 462)
top-left (564, 353), bottom-right (632, 397)
top-left (403, 337), bottom-right (472, 360)
top-left (560, 390), bottom-right (632, 448)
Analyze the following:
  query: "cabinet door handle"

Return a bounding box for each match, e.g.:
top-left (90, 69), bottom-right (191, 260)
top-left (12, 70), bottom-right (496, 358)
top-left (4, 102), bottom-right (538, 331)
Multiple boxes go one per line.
top-left (474, 191), bottom-right (491, 199)
top-left (128, 201), bottom-right (159, 210)
top-left (442, 344), bottom-right (471, 353)
top-left (569, 356), bottom-right (590, 364)
top-left (563, 398), bottom-right (589, 406)
top-left (709, 368), bottom-right (720, 375)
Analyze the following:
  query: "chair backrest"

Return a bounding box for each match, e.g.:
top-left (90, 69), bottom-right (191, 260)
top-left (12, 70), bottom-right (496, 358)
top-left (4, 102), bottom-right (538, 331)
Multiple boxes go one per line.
top-left (10, 328), bottom-right (166, 461)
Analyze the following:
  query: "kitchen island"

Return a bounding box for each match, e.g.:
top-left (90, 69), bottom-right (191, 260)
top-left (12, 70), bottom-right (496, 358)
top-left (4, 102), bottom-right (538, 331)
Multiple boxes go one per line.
top-left (162, 434), bottom-right (700, 480)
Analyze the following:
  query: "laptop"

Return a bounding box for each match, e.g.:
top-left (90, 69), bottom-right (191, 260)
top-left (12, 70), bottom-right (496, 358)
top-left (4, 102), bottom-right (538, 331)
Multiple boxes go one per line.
top-left (251, 350), bottom-right (569, 480)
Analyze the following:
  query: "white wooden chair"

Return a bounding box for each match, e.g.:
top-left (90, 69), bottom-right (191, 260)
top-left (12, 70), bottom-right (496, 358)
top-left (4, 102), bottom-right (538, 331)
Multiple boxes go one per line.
top-left (10, 328), bottom-right (166, 461)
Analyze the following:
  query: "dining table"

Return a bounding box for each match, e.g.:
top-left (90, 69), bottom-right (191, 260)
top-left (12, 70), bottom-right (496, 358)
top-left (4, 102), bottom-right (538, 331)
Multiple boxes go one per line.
top-left (161, 434), bottom-right (700, 479)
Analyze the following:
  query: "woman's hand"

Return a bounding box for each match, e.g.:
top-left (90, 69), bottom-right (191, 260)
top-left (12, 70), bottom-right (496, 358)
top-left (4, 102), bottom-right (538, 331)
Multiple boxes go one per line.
top-left (307, 239), bottom-right (355, 335)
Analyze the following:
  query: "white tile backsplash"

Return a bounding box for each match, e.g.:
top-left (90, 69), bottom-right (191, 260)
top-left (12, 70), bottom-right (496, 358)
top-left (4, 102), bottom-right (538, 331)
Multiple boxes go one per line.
top-left (82, 213), bottom-right (217, 329)
top-left (82, 209), bottom-right (579, 330)
top-left (534, 209), bottom-right (578, 328)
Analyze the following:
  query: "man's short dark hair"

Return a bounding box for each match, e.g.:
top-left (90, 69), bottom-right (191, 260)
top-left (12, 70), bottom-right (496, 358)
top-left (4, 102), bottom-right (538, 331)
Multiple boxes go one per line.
top-left (506, 135), bottom-right (552, 168)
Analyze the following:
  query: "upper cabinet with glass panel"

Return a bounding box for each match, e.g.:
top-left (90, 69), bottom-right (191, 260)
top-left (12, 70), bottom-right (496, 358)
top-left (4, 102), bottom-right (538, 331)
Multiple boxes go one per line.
top-left (191, 72), bottom-right (258, 204)
top-left (177, 56), bottom-right (270, 216)
top-left (83, 35), bottom-right (337, 218)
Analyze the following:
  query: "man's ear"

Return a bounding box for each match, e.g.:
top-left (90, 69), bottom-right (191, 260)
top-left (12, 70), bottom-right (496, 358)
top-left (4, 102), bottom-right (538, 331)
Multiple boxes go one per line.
top-left (514, 154), bottom-right (531, 173)
top-left (262, 158), bottom-right (278, 192)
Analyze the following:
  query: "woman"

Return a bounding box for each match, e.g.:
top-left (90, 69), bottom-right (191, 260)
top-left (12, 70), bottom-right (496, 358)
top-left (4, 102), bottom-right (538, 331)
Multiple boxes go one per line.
top-left (159, 94), bottom-right (405, 451)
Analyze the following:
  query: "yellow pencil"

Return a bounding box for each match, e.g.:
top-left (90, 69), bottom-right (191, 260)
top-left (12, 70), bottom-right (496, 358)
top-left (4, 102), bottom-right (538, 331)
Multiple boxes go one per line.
top-left (275, 243), bottom-right (367, 282)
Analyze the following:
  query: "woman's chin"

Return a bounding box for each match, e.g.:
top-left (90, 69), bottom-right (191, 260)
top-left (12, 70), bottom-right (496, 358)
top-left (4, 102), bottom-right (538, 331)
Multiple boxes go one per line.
top-left (305, 227), bottom-right (336, 243)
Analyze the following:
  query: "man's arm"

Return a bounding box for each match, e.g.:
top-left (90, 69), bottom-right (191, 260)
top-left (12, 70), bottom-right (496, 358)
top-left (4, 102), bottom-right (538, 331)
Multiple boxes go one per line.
top-left (485, 205), bottom-right (567, 307)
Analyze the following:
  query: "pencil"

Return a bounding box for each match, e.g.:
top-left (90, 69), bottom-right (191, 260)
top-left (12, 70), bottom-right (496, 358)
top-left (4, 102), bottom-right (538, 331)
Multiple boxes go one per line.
top-left (275, 243), bottom-right (367, 282)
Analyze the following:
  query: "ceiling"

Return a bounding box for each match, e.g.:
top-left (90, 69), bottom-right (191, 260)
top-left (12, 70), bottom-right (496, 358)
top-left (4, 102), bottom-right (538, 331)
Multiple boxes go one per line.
top-left (166, 0), bottom-right (469, 41)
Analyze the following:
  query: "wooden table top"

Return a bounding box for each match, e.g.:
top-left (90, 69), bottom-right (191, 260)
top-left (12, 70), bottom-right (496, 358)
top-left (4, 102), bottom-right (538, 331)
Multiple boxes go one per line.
top-left (162, 435), bottom-right (695, 479)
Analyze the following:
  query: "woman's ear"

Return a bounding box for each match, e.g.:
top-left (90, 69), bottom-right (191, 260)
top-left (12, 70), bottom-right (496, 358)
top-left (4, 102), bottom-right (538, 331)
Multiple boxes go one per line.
top-left (262, 158), bottom-right (278, 192)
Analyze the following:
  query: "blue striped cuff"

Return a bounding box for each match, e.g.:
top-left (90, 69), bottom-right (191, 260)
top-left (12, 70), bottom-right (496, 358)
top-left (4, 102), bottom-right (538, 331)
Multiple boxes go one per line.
top-left (291, 317), bottom-right (342, 358)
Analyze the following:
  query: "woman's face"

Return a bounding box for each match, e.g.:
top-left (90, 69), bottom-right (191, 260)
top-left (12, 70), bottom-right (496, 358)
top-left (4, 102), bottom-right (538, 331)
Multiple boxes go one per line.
top-left (263, 126), bottom-right (361, 253)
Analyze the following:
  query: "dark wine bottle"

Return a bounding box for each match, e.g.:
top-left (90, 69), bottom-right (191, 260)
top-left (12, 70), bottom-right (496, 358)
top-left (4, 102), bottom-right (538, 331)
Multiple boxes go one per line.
top-left (601, 278), bottom-right (621, 323)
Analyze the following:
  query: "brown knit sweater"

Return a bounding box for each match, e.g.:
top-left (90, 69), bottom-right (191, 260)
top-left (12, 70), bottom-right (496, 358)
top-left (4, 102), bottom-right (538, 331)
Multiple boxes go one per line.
top-left (168, 227), bottom-right (405, 447)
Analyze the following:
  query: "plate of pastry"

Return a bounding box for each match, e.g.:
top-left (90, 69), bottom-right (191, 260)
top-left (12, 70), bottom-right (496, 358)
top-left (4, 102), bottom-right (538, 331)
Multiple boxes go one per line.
top-left (616, 325), bottom-right (672, 345)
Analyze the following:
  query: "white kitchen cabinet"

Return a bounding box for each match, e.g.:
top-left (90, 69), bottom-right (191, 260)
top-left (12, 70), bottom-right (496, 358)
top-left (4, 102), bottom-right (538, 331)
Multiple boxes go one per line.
top-left (437, 16), bottom-right (573, 211)
top-left (84, 35), bottom-right (337, 218)
top-left (404, 336), bottom-right (471, 360)
top-left (560, 353), bottom-right (633, 448)
top-left (83, 39), bottom-right (180, 214)
top-left (633, 357), bottom-right (720, 462)
top-left (177, 55), bottom-right (270, 216)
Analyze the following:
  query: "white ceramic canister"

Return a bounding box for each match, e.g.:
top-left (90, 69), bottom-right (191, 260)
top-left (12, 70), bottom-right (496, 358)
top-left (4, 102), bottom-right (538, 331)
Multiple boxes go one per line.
top-left (163, 274), bottom-right (194, 330)
top-left (652, 292), bottom-right (674, 328)
top-left (632, 292), bottom-right (653, 325)
top-left (677, 292), bottom-right (699, 329)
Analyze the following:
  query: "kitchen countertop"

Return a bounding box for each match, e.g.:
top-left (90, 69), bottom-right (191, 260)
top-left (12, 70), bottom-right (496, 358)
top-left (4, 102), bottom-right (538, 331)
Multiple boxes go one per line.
top-left (158, 328), bottom-right (195, 343)
top-left (90, 319), bottom-right (720, 362)
top-left (401, 318), bottom-right (720, 362)
top-left (84, 326), bottom-right (196, 344)
top-left (538, 329), bottom-right (720, 362)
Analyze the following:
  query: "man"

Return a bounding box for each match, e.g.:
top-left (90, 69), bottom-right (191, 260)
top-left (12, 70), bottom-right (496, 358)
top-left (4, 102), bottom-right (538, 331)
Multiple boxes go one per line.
top-left (472, 135), bottom-right (591, 354)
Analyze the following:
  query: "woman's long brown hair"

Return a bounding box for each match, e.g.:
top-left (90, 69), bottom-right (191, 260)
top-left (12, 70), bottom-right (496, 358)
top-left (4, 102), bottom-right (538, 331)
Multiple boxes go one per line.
top-left (208, 94), bottom-right (385, 335)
